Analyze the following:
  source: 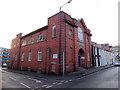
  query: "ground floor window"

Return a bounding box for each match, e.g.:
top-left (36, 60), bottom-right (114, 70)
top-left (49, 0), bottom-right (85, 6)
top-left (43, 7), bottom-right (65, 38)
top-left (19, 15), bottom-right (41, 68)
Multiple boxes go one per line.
top-left (21, 52), bottom-right (24, 61)
top-left (38, 50), bottom-right (42, 61)
top-left (28, 51), bottom-right (32, 61)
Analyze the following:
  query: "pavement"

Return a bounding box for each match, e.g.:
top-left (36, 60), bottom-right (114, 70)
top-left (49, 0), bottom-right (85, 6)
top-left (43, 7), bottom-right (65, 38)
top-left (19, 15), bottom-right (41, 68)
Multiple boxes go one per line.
top-left (3, 64), bottom-right (114, 81)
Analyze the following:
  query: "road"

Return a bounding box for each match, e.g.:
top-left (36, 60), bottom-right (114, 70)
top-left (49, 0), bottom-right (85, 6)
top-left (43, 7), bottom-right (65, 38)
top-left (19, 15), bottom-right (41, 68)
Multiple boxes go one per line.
top-left (1, 67), bottom-right (119, 89)
top-left (54, 67), bottom-right (119, 88)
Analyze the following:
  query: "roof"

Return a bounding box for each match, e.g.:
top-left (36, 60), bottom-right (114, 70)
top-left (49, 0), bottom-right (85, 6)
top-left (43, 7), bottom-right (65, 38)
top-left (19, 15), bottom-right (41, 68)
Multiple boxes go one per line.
top-left (48, 11), bottom-right (75, 20)
top-left (21, 25), bottom-right (48, 39)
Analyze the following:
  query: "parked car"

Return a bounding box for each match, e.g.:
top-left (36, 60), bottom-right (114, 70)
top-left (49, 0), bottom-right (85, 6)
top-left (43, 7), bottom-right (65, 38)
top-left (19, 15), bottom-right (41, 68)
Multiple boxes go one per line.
top-left (114, 61), bottom-right (120, 66)
top-left (2, 63), bottom-right (7, 67)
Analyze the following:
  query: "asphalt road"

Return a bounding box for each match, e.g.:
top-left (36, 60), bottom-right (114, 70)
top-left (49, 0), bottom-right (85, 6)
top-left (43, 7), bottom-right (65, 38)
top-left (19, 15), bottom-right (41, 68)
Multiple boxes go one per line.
top-left (53, 67), bottom-right (119, 88)
top-left (1, 67), bottom-right (119, 89)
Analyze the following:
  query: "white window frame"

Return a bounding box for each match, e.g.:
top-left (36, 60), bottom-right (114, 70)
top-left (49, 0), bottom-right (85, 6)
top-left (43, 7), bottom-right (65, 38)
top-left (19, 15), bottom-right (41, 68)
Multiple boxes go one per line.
top-left (22, 40), bottom-right (27, 46)
top-left (52, 25), bottom-right (56, 38)
top-left (28, 51), bottom-right (32, 61)
top-left (95, 47), bottom-right (97, 55)
top-left (38, 50), bottom-right (42, 61)
top-left (38, 33), bottom-right (44, 42)
top-left (28, 37), bottom-right (34, 44)
top-left (21, 52), bottom-right (25, 61)
top-left (78, 27), bottom-right (83, 41)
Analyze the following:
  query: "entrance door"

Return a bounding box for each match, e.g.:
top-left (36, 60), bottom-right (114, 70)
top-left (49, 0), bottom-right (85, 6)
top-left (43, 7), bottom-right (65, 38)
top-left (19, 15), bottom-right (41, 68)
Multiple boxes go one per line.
top-left (78, 56), bottom-right (81, 67)
top-left (78, 48), bottom-right (84, 67)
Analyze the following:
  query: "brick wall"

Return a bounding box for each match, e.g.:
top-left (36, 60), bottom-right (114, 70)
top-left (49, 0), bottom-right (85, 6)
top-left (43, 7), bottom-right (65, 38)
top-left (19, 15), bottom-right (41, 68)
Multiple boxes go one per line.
top-left (8, 11), bottom-right (92, 75)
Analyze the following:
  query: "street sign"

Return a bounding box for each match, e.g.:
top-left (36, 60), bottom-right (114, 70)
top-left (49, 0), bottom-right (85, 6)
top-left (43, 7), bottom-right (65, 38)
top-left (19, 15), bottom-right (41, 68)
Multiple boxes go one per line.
top-left (53, 54), bottom-right (58, 59)
top-left (81, 57), bottom-right (85, 59)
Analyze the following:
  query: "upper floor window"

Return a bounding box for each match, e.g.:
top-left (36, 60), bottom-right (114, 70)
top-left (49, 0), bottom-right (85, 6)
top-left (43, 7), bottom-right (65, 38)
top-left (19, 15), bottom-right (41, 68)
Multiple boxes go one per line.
top-left (38, 50), bottom-right (42, 61)
top-left (14, 45), bottom-right (16, 48)
top-left (28, 51), bottom-right (32, 61)
top-left (38, 33), bottom-right (45, 42)
top-left (22, 40), bottom-right (27, 46)
top-left (52, 25), bottom-right (56, 38)
top-left (28, 37), bottom-right (34, 44)
top-left (78, 27), bottom-right (83, 41)
top-left (69, 29), bottom-right (73, 35)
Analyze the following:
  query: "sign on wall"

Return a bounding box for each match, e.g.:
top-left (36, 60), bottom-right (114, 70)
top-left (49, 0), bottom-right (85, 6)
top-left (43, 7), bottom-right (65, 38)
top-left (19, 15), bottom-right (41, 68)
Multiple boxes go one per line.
top-left (81, 57), bottom-right (85, 59)
top-left (53, 54), bottom-right (58, 59)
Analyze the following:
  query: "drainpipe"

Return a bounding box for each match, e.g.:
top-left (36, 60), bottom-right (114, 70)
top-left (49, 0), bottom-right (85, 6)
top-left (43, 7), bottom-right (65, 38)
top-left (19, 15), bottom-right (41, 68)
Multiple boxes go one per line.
top-left (59, 0), bottom-right (72, 76)
top-left (73, 26), bottom-right (76, 71)
top-left (62, 52), bottom-right (65, 76)
top-left (58, 11), bottom-right (62, 76)
top-left (64, 13), bottom-right (66, 74)
top-left (47, 47), bottom-right (51, 75)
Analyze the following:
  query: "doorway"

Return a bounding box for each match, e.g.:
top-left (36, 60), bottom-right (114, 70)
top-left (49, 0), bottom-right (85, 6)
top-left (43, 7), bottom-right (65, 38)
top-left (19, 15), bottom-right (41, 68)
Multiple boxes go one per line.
top-left (78, 48), bottom-right (84, 67)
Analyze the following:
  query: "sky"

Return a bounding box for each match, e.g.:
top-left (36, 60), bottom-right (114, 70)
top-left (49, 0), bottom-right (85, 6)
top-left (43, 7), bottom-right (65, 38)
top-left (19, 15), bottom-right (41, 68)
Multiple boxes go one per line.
top-left (0, 0), bottom-right (119, 49)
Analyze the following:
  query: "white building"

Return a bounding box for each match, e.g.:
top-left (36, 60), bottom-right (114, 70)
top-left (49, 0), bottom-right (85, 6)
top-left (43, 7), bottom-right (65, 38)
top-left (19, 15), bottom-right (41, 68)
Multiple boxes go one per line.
top-left (91, 42), bottom-right (115, 67)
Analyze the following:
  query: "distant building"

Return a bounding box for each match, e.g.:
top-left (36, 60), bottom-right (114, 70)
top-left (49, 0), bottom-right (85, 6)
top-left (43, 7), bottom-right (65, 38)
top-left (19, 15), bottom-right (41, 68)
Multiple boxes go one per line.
top-left (8, 11), bottom-right (92, 75)
top-left (91, 42), bottom-right (115, 67)
top-left (0, 47), bottom-right (10, 67)
top-left (110, 45), bottom-right (120, 61)
top-left (101, 43), bottom-right (110, 51)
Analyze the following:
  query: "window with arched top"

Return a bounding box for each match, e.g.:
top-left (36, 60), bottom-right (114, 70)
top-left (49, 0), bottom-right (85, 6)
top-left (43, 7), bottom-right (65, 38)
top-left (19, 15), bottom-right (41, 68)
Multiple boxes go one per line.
top-left (78, 27), bottom-right (83, 41)
top-left (38, 33), bottom-right (45, 42)
top-left (28, 37), bottom-right (34, 44)
top-left (22, 40), bottom-right (27, 46)
top-left (69, 29), bottom-right (73, 35)
top-left (52, 25), bottom-right (56, 38)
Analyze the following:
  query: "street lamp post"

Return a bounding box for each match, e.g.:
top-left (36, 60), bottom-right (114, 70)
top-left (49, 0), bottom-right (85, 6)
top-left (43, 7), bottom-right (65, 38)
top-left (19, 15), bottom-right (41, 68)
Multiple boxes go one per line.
top-left (59, 0), bottom-right (72, 11)
top-left (59, 0), bottom-right (72, 76)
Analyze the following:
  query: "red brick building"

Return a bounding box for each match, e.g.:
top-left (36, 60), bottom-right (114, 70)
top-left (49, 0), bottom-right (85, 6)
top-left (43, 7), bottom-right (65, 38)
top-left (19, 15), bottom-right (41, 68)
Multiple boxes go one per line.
top-left (8, 11), bottom-right (92, 75)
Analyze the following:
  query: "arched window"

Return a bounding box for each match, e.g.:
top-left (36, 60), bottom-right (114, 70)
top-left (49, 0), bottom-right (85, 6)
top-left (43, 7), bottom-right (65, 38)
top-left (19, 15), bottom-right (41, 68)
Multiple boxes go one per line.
top-left (28, 37), bottom-right (34, 44)
top-left (52, 25), bottom-right (56, 38)
top-left (22, 40), bottom-right (26, 46)
top-left (38, 33), bottom-right (44, 42)
top-left (69, 29), bottom-right (73, 35)
top-left (78, 27), bottom-right (83, 41)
